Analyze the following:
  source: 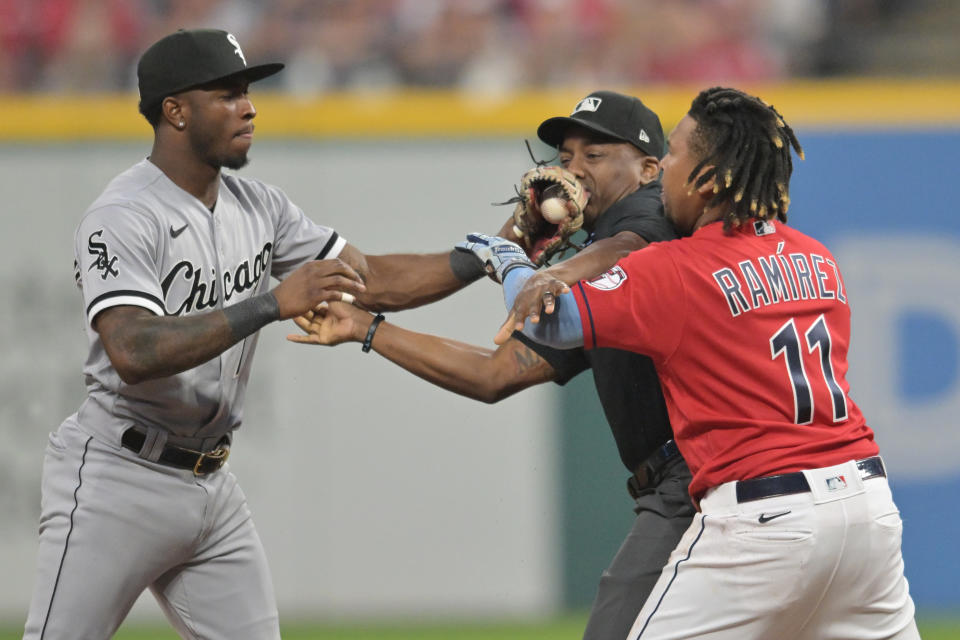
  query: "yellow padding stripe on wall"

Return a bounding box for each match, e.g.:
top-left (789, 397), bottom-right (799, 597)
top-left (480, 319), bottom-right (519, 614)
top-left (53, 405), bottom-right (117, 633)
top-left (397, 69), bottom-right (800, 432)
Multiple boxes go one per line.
top-left (3, 80), bottom-right (959, 141)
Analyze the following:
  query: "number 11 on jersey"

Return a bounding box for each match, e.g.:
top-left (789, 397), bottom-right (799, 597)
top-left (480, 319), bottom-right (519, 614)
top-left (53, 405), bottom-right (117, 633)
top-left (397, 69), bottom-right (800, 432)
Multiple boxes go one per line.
top-left (771, 314), bottom-right (849, 425)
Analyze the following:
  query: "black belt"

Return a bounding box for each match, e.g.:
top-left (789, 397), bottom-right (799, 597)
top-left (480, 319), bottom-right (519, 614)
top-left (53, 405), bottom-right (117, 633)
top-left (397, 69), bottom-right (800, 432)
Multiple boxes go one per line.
top-left (735, 456), bottom-right (886, 504)
top-left (121, 428), bottom-right (230, 476)
top-left (627, 439), bottom-right (681, 499)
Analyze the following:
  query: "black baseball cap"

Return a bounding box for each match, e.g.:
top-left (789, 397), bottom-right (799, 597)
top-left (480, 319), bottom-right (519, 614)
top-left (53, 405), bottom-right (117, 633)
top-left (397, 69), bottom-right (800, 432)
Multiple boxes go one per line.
top-left (537, 90), bottom-right (665, 158)
top-left (137, 29), bottom-right (284, 113)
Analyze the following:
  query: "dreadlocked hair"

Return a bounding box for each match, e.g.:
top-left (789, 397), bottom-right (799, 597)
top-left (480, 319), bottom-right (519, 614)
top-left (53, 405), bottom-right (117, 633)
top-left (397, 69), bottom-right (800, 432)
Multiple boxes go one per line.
top-left (686, 87), bottom-right (803, 230)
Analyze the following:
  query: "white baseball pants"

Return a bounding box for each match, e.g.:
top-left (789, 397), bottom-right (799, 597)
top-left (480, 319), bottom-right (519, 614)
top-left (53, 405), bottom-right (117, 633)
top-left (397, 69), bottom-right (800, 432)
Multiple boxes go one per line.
top-left (626, 459), bottom-right (920, 640)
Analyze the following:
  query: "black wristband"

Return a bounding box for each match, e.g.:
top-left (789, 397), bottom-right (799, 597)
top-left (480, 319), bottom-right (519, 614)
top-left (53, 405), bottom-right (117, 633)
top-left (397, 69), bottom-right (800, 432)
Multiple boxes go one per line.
top-left (449, 248), bottom-right (485, 283)
top-left (223, 292), bottom-right (280, 342)
top-left (362, 314), bottom-right (385, 353)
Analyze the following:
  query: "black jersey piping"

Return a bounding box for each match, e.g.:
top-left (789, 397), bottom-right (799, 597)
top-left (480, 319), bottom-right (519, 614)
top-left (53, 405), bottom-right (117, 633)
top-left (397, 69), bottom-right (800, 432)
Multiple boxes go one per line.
top-left (85, 290), bottom-right (166, 317)
top-left (316, 231), bottom-right (341, 259)
top-left (634, 515), bottom-right (708, 638)
top-left (40, 435), bottom-right (93, 639)
top-left (576, 281), bottom-right (598, 350)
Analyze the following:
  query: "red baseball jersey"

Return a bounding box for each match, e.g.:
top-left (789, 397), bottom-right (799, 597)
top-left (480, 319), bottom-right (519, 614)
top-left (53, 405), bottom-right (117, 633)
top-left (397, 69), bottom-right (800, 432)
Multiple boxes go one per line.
top-left (572, 219), bottom-right (878, 499)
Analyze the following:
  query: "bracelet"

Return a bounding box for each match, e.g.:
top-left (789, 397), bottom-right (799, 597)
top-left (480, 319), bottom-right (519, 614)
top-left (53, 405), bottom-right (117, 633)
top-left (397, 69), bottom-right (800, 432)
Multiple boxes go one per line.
top-left (362, 314), bottom-right (385, 353)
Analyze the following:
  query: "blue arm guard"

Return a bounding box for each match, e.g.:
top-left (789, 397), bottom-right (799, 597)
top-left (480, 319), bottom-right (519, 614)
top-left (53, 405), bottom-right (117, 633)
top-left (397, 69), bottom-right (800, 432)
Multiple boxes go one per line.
top-left (503, 268), bottom-right (584, 350)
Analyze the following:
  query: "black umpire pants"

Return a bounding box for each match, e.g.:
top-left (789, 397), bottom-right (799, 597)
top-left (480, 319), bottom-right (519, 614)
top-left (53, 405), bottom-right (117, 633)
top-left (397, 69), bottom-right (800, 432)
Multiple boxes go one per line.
top-left (582, 456), bottom-right (695, 640)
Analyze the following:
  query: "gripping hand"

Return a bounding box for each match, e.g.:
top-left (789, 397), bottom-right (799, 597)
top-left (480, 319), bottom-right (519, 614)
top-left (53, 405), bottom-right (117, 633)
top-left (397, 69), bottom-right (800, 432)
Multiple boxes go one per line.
top-left (454, 233), bottom-right (535, 284)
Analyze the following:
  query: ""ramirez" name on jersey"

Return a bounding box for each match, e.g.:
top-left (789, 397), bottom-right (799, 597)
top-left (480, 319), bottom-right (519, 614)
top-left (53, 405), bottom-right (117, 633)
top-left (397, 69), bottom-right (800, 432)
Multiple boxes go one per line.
top-left (712, 245), bottom-right (846, 317)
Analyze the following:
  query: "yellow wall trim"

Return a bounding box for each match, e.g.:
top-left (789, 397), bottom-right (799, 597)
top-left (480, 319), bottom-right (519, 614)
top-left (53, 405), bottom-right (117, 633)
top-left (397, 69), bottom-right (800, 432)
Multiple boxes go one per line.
top-left (3, 80), bottom-right (959, 141)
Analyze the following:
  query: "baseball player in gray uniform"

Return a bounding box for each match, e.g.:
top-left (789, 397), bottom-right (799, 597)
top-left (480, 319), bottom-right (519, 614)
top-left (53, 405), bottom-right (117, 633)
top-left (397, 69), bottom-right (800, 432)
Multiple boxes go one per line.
top-left (24, 29), bottom-right (481, 640)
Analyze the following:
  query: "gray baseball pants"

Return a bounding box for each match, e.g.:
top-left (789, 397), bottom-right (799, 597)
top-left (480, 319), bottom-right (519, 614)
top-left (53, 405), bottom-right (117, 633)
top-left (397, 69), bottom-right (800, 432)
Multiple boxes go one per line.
top-left (582, 456), bottom-right (695, 640)
top-left (23, 419), bottom-right (280, 640)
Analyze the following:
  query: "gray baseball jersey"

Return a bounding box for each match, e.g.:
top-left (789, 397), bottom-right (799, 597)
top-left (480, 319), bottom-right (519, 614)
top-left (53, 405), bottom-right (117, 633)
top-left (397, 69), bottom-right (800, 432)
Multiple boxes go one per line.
top-left (75, 158), bottom-right (343, 446)
top-left (24, 159), bottom-right (343, 639)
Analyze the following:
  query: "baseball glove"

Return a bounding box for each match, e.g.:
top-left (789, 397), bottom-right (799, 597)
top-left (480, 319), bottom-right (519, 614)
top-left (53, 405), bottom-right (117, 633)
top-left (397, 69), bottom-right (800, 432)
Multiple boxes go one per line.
top-left (505, 166), bottom-right (587, 266)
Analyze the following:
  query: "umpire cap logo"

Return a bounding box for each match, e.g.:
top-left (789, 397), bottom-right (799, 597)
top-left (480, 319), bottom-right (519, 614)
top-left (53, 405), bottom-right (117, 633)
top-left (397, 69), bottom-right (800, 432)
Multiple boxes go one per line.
top-left (586, 266), bottom-right (627, 291)
top-left (572, 97), bottom-right (602, 115)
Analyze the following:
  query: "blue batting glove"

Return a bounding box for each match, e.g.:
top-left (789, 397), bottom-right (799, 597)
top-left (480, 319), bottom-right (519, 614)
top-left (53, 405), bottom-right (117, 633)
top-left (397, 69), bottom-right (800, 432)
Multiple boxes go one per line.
top-left (454, 233), bottom-right (535, 284)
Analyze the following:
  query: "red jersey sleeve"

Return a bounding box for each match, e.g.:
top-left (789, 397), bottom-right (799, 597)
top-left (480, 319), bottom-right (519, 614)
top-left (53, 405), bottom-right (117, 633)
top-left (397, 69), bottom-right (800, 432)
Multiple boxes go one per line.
top-left (572, 243), bottom-right (684, 363)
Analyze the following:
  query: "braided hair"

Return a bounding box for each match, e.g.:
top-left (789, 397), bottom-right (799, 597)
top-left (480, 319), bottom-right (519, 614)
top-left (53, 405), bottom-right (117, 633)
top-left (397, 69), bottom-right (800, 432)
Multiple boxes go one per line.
top-left (686, 87), bottom-right (803, 230)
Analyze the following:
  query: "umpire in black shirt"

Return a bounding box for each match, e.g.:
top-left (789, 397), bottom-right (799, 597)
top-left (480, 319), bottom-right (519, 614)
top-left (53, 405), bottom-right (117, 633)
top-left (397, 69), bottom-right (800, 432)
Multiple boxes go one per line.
top-left (290, 90), bottom-right (695, 640)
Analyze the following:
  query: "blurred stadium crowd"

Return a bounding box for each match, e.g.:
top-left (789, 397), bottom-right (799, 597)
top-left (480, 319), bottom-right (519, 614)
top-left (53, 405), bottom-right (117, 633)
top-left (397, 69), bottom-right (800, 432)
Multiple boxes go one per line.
top-left (0, 0), bottom-right (956, 95)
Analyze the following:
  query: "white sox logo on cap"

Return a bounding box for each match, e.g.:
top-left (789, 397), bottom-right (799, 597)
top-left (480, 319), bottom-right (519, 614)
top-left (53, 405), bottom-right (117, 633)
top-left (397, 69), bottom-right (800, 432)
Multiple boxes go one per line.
top-left (573, 97), bottom-right (602, 114)
top-left (226, 33), bottom-right (246, 65)
top-left (586, 266), bottom-right (627, 291)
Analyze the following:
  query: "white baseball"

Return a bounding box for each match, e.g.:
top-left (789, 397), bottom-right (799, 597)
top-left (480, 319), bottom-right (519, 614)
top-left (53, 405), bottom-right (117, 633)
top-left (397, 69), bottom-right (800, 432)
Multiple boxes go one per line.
top-left (540, 197), bottom-right (568, 223)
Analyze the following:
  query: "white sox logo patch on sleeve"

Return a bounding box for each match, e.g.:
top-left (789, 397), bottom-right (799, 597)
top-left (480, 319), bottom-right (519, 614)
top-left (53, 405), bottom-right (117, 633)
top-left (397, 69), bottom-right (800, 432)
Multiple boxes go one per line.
top-left (87, 230), bottom-right (119, 280)
top-left (585, 266), bottom-right (627, 290)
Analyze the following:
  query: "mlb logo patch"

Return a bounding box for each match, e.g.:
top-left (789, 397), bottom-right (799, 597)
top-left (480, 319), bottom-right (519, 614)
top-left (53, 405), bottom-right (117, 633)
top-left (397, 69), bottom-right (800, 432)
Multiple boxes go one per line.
top-left (825, 475), bottom-right (847, 492)
top-left (754, 220), bottom-right (776, 236)
top-left (573, 97), bottom-right (602, 115)
top-left (586, 266), bottom-right (627, 290)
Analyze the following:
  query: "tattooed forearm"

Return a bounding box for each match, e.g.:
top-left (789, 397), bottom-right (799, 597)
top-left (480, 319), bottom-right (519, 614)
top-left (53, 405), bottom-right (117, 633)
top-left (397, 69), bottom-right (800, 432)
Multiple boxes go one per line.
top-left (512, 343), bottom-right (547, 376)
top-left (105, 308), bottom-right (240, 383)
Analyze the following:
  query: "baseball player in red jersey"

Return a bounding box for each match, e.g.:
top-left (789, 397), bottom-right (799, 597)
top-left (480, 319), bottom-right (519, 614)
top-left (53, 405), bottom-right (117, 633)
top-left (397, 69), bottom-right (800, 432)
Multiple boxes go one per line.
top-left (473, 87), bottom-right (919, 639)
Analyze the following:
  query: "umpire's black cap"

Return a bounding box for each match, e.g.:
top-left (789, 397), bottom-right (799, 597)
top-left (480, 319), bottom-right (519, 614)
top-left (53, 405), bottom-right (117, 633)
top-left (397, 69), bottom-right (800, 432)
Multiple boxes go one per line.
top-left (137, 29), bottom-right (284, 114)
top-left (537, 90), bottom-right (665, 159)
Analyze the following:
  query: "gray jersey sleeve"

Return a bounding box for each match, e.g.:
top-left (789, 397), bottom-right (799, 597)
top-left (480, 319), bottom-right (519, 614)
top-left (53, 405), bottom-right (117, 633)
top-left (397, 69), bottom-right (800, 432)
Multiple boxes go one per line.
top-left (75, 204), bottom-right (166, 324)
top-left (242, 180), bottom-right (346, 281)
